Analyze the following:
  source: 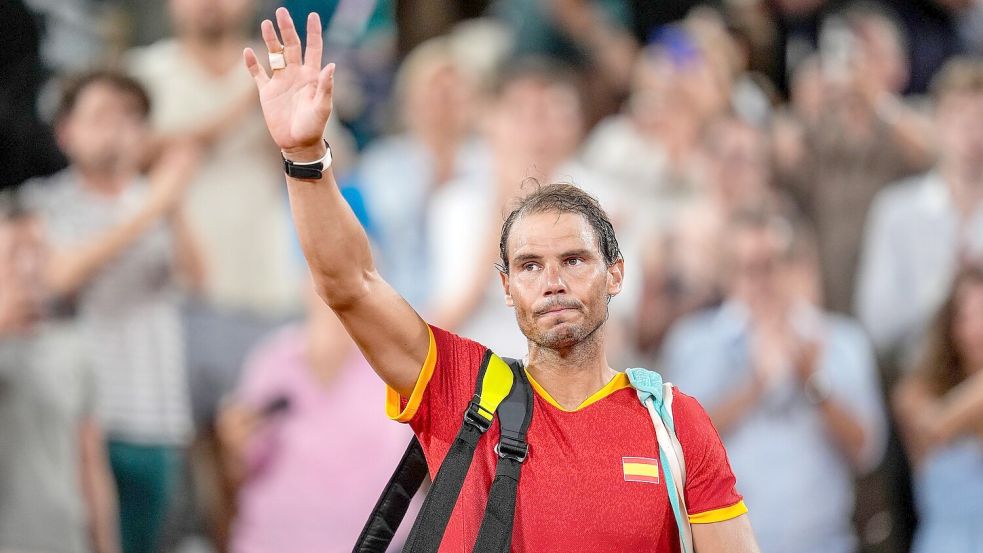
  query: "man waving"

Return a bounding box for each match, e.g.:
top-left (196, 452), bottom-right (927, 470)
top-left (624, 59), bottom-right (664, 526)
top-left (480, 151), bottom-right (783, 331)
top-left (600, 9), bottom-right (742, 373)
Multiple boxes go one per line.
top-left (243, 9), bottom-right (759, 552)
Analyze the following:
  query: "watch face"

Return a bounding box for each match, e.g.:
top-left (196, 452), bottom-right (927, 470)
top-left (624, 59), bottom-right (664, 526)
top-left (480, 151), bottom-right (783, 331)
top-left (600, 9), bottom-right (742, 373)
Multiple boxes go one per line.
top-left (285, 161), bottom-right (323, 179)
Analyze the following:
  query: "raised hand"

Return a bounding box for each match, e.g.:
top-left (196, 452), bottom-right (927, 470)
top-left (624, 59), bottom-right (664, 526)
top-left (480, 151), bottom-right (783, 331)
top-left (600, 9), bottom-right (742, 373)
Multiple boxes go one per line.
top-left (243, 8), bottom-right (334, 161)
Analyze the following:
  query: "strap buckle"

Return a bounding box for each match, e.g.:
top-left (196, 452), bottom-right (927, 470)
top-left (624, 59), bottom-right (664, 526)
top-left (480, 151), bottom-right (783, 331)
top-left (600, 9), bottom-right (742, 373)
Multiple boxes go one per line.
top-left (463, 397), bottom-right (494, 433)
top-left (495, 436), bottom-right (529, 463)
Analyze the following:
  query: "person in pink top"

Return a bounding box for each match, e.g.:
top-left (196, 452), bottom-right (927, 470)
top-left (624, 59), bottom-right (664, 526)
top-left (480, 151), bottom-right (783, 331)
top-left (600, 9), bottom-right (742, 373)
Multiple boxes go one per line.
top-left (217, 287), bottom-right (413, 553)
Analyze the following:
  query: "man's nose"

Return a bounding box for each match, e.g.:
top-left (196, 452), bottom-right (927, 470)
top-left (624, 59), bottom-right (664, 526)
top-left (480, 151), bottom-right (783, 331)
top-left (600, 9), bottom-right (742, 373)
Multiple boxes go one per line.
top-left (543, 262), bottom-right (567, 296)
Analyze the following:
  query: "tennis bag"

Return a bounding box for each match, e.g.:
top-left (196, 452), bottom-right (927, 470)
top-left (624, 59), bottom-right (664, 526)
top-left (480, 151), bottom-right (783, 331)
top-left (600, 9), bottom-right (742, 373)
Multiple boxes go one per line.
top-left (352, 352), bottom-right (691, 553)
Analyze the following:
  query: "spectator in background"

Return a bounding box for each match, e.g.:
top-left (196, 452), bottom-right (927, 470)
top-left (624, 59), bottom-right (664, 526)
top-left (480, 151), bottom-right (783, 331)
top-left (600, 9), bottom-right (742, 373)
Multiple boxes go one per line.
top-left (426, 58), bottom-right (622, 359)
top-left (493, 0), bottom-right (638, 125)
top-left (856, 57), bottom-right (983, 367)
top-left (358, 35), bottom-right (489, 307)
top-left (0, 207), bottom-right (120, 553)
top-left (126, 0), bottom-right (357, 432)
top-left (893, 264), bottom-right (983, 553)
top-left (128, 0), bottom-right (302, 317)
top-left (633, 116), bottom-right (783, 360)
top-left (773, 2), bottom-right (934, 314)
top-left (20, 71), bottom-right (203, 553)
top-left (582, 21), bottom-right (728, 224)
top-left (662, 210), bottom-right (886, 553)
top-left (217, 285), bottom-right (411, 553)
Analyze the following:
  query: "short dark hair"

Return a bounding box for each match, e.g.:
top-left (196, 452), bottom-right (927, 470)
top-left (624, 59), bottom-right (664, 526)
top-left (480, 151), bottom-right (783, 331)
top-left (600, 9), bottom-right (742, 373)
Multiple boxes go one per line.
top-left (498, 182), bottom-right (621, 274)
top-left (836, 1), bottom-right (908, 54)
top-left (491, 56), bottom-right (582, 103)
top-left (930, 57), bottom-right (983, 101)
top-left (56, 70), bottom-right (152, 123)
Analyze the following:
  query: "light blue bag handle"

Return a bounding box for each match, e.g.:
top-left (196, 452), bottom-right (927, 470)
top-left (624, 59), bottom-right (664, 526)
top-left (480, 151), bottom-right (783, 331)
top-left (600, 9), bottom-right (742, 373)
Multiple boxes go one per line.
top-left (626, 368), bottom-right (693, 553)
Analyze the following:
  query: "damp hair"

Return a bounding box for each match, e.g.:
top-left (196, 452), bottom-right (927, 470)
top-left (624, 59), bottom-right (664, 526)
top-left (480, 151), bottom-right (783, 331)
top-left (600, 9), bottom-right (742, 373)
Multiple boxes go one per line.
top-left (497, 181), bottom-right (621, 274)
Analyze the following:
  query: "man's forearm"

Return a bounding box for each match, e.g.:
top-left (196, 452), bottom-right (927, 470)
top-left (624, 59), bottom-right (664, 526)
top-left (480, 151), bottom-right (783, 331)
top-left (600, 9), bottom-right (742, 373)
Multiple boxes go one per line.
top-left (47, 201), bottom-right (167, 296)
top-left (936, 372), bottom-right (983, 442)
top-left (171, 209), bottom-right (207, 292)
top-left (817, 397), bottom-right (869, 469)
top-left (79, 420), bottom-right (121, 553)
top-left (283, 146), bottom-right (376, 307)
top-left (707, 378), bottom-right (761, 436)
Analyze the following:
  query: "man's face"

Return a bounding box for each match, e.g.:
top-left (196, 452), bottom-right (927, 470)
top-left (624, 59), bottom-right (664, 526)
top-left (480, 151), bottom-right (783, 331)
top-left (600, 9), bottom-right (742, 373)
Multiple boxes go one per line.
top-left (704, 122), bottom-right (770, 210)
top-left (500, 211), bottom-right (623, 350)
top-left (405, 62), bottom-right (472, 139)
top-left (169, 0), bottom-right (253, 40)
top-left (937, 92), bottom-right (983, 170)
top-left (857, 19), bottom-right (907, 94)
top-left (58, 83), bottom-right (147, 174)
top-left (492, 79), bottom-right (583, 170)
top-left (728, 226), bottom-right (789, 311)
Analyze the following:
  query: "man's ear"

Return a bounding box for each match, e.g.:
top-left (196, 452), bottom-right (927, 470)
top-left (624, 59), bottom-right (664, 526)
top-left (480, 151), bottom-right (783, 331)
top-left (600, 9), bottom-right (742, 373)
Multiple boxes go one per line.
top-left (607, 258), bottom-right (624, 298)
top-left (499, 270), bottom-right (514, 307)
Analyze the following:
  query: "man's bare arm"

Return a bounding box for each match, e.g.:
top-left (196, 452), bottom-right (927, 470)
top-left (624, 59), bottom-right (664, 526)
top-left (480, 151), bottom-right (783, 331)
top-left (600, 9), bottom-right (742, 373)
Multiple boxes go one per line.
top-left (79, 419), bottom-right (121, 553)
top-left (46, 143), bottom-right (198, 297)
top-left (692, 514), bottom-right (761, 553)
top-left (243, 9), bottom-right (426, 397)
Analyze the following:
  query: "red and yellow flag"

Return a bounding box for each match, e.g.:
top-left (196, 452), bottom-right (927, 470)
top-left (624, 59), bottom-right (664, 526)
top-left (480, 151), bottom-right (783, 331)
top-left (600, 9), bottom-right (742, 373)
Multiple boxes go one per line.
top-left (622, 457), bottom-right (660, 484)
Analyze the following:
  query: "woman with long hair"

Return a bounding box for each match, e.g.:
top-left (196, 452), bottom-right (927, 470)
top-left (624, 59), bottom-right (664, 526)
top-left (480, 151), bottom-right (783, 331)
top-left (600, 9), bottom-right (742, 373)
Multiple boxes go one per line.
top-left (893, 263), bottom-right (983, 553)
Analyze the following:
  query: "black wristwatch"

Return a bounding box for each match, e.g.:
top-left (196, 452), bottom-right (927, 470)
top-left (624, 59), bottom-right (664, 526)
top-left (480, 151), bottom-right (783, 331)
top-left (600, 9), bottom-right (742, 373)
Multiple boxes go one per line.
top-left (282, 139), bottom-right (332, 180)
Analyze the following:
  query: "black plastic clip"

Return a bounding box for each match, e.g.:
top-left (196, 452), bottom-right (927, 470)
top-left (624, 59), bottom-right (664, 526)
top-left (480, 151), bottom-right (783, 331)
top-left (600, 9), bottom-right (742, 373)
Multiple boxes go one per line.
top-left (463, 397), bottom-right (494, 433)
top-left (495, 436), bottom-right (529, 463)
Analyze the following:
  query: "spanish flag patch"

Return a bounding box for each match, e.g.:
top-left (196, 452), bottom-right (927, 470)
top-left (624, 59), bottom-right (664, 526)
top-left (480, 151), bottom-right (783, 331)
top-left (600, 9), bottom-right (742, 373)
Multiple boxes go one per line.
top-left (622, 456), bottom-right (660, 484)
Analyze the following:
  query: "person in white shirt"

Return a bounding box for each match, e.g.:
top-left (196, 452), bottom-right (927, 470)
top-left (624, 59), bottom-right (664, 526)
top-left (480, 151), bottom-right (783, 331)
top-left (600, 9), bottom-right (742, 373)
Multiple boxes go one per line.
top-left (856, 57), bottom-right (983, 366)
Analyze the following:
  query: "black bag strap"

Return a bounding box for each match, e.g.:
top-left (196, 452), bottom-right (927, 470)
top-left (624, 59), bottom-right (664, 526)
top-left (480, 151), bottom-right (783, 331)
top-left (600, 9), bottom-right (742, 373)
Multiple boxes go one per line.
top-left (401, 349), bottom-right (508, 553)
top-left (471, 358), bottom-right (533, 553)
top-left (352, 351), bottom-right (530, 553)
top-left (353, 437), bottom-right (430, 553)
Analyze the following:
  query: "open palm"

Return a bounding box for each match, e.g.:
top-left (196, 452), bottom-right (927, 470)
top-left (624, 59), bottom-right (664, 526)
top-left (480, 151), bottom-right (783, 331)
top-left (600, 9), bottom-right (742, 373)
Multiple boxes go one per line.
top-left (243, 8), bottom-right (333, 156)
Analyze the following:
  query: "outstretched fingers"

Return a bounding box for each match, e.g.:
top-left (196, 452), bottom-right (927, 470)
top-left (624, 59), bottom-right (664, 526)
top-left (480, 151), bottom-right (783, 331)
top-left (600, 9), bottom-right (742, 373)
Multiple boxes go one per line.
top-left (275, 7), bottom-right (303, 66)
top-left (304, 12), bottom-right (323, 71)
top-left (260, 19), bottom-right (281, 55)
top-left (313, 62), bottom-right (335, 117)
top-left (243, 48), bottom-right (269, 87)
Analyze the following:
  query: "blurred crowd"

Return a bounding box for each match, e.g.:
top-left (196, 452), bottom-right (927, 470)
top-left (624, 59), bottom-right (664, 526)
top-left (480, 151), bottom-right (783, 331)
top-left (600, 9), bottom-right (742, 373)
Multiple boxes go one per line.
top-left (2, 0), bottom-right (983, 553)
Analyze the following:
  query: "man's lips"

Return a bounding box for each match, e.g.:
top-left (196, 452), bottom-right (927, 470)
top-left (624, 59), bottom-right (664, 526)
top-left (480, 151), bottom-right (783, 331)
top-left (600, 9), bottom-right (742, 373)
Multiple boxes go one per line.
top-left (535, 304), bottom-right (581, 316)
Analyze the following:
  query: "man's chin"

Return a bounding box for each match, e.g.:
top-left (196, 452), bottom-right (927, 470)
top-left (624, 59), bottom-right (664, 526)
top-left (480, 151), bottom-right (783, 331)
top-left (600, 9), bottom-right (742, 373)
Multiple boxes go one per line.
top-left (536, 324), bottom-right (585, 350)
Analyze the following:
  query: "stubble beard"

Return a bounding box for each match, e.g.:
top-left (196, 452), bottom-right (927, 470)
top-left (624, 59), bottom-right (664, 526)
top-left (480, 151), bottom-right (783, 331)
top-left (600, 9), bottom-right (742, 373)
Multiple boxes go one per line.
top-left (518, 304), bottom-right (607, 353)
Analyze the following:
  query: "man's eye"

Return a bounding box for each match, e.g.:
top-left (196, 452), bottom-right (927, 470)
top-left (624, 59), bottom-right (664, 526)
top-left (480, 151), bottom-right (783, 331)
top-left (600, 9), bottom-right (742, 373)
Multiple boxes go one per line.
top-left (566, 257), bottom-right (583, 266)
top-left (523, 262), bottom-right (540, 271)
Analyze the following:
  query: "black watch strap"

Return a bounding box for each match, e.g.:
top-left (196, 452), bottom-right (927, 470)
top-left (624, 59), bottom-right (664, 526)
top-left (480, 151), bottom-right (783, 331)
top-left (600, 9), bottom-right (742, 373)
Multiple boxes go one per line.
top-left (282, 139), bottom-right (330, 180)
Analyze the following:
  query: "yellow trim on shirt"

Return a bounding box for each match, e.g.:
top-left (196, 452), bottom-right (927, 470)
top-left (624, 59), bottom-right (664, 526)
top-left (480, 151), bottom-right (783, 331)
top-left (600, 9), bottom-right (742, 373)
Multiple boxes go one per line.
top-left (688, 500), bottom-right (749, 524)
top-left (526, 371), bottom-right (631, 412)
top-left (386, 325), bottom-right (437, 423)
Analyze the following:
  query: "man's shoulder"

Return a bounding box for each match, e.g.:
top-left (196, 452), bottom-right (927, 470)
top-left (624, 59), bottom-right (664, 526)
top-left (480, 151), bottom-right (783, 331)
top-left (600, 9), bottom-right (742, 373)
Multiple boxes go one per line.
top-left (125, 38), bottom-right (181, 73)
top-left (870, 172), bottom-right (939, 220)
top-left (429, 324), bottom-right (491, 362)
top-left (19, 169), bottom-right (78, 211)
top-left (664, 306), bottom-right (729, 348)
top-left (667, 386), bottom-right (712, 426)
top-left (819, 312), bottom-right (876, 362)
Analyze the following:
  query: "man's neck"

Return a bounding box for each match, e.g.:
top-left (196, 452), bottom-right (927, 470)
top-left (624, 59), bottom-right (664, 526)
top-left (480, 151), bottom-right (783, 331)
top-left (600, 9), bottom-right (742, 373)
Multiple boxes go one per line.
top-left (526, 331), bottom-right (617, 410)
top-left (181, 32), bottom-right (243, 76)
top-left (75, 166), bottom-right (130, 197)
